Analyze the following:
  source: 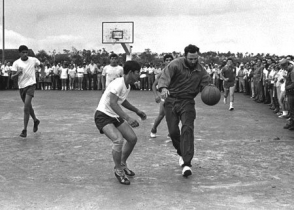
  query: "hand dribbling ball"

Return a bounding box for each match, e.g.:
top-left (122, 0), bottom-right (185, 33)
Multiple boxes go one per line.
top-left (201, 85), bottom-right (221, 106)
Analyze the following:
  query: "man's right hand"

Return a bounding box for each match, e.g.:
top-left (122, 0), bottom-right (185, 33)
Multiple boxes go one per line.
top-left (160, 88), bottom-right (169, 100)
top-left (155, 96), bottom-right (161, 103)
top-left (126, 117), bottom-right (139, 128)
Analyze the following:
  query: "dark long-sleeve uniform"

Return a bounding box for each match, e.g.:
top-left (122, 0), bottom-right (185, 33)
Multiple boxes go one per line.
top-left (158, 57), bottom-right (210, 167)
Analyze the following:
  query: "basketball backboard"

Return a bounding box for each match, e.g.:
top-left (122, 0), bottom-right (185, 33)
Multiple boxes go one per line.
top-left (102, 22), bottom-right (134, 44)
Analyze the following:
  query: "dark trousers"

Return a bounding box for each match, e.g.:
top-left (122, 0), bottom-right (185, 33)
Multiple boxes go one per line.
top-left (287, 94), bottom-right (294, 120)
top-left (164, 97), bottom-right (196, 167)
top-left (89, 74), bottom-right (97, 90)
top-left (53, 75), bottom-right (60, 90)
top-left (83, 74), bottom-right (89, 90)
top-left (140, 77), bottom-right (147, 90)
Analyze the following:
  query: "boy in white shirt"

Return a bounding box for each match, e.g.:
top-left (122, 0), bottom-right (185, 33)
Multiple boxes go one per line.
top-left (11, 45), bottom-right (42, 137)
top-left (102, 53), bottom-right (123, 89)
top-left (94, 60), bottom-right (146, 185)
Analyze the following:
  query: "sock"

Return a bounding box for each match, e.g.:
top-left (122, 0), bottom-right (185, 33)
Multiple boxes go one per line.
top-left (283, 111), bottom-right (288, 115)
top-left (230, 102), bottom-right (233, 107)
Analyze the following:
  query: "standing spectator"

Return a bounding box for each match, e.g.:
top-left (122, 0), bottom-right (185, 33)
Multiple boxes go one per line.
top-left (248, 62), bottom-right (255, 98)
top-left (262, 60), bottom-right (270, 104)
top-left (139, 65), bottom-right (148, 90)
top-left (235, 62), bottom-right (240, 92)
top-left (102, 53), bottom-right (124, 89)
top-left (243, 63), bottom-right (250, 95)
top-left (89, 60), bottom-right (98, 90)
top-left (253, 58), bottom-right (264, 103)
top-left (39, 64), bottom-right (46, 90)
top-left (68, 64), bottom-right (76, 90)
top-left (237, 64), bottom-right (245, 93)
top-left (268, 63), bottom-right (276, 109)
top-left (97, 65), bottom-right (104, 90)
top-left (281, 59), bottom-right (294, 130)
top-left (154, 64), bottom-right (162, 80)
top-left (77, 64), bottom-right (84, 90)
top-left (52, 63), bottom-right (60, 90)
top-left (212, 64), bottom-right (219, 89)
top-left (147, 63), bottom-right (155, 91)
top-left (83, 62), bottom-right (90, 90)
top-left (44, 63), bottom-right (53, 90)
top-left (273, 65), bottom-right (281, 113)
top-left (60, 63), bottom-right (68, 91)
top-left (1, 62), bottom-right (9, 89)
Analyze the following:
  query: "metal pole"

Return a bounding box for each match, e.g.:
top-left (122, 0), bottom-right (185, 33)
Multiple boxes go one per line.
top-left (2, 0), bottom-right (4, 64)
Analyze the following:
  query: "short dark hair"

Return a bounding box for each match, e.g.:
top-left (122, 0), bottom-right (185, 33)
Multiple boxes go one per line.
top-left (227, 57), bottom-right (234, 62)
top-left (18, 45), bottom-right (28, 52)
top-left (123, 60), bottom-right (141, 74)
top-left (184, 44), bottom-right (200, 56)
top-left (109, 53), bottom-right (118, 59)
top-left (163, 54), bottom-right (174, 62)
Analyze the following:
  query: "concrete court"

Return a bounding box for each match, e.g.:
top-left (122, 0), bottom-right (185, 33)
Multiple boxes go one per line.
top-left (0, 89), bottom-right (294, 210)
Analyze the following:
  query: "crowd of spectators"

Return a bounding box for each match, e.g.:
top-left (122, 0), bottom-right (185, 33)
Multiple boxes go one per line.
top-left (1, 52), bottom-right (293, 130)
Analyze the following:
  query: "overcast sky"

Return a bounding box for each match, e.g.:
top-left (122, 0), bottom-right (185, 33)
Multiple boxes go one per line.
top-left (0, 0), bottom-right (293, 55)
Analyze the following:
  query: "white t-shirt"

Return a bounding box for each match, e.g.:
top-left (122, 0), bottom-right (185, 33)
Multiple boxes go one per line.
top-left (68, 68), bottom-right (76, 78)
top-left (60, 67), bottom-right (68, 79)
top-left (12, 57), bottom-right (40, 89)
top-left (89, 63), bottom-right (98, 74)
top-left (96, 77), bottom-right (130, 118)
top-left (2, 65), bottom-right (10, 76)
top-left (102, 65), bottom-right (124, 87)
top-left (77, 67), bottom-right (84, 77)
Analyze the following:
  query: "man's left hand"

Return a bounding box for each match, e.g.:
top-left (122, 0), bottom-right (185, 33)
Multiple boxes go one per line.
top-left (136, 110), bottom-right (147, 120)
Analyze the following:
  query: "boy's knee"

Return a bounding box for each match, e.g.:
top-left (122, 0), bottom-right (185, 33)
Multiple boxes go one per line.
top-left (112, 137), bottom-right (124, 152)
top-left (128, 136), bottom-right (137, 145)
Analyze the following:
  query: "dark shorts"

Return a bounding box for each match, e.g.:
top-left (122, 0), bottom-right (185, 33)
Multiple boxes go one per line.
top-left (19, 84), bottom-right (36, 103)
top-left (94, 110), bottom-right (124, 134)
top-left (223, 81), bottom-right (235, 89)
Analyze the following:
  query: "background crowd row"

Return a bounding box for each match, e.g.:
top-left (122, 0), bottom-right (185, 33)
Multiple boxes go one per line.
top-left (0, 52), bottom-right (293, 125)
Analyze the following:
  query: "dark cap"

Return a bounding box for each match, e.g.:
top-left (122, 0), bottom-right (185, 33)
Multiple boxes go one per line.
top-left (18, 45), bottom-right (29, 52)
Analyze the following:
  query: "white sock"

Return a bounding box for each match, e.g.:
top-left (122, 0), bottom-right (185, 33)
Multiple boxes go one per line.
top-left (230, 102), bottom-right (233, 107)
top-left (283, 111), bottom-right (288, 115)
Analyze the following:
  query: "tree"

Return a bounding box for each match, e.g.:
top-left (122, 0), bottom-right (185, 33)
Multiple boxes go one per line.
top-left (36, 50), bottom-right (51, 63)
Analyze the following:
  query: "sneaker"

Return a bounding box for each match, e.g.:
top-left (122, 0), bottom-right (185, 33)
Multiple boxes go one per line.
top-left (179, 156), bottom-right (184, 167)
top-left (33, 119), bottom-right (40, 132)
top-left (121, 163), bottom-right (135, 177)
top-left (150, 132), bottom-right (156, 138)
top-left (167, 134), bottom-right (170, 138)
top-left (223, 97), bottom-right (227, 104)
top-left (229, 106), bottom-right (234, 111)
top-left (114, 170), bottom-right (130, 185)
top-left (279, 114), bottom-right (288, 118)
top-left (182, 166), bottom-right (192, 177)
top-left (20, 129), bottom-right (27, 138)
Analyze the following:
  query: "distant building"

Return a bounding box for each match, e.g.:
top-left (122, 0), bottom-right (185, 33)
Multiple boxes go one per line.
top-left (0, 49), bottom-right (35, 63)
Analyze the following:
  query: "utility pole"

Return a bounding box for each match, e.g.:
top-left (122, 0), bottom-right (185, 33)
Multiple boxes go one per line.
top-left (2, 0), bottom-right (5, 64)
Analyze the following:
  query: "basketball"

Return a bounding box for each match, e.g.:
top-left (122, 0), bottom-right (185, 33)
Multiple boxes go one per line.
top-left (201, 85), bottom-right (221, 106)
